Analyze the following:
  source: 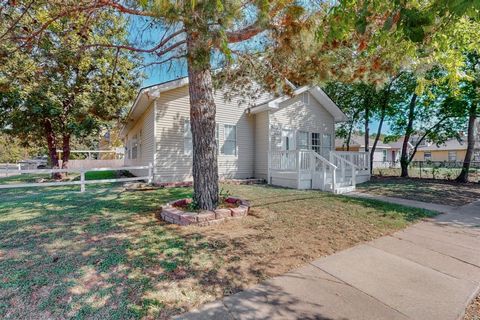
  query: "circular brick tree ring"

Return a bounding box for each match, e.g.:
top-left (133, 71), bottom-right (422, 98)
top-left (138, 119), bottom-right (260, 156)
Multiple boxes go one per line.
top-left (158, 197), bottom-right (250, 226)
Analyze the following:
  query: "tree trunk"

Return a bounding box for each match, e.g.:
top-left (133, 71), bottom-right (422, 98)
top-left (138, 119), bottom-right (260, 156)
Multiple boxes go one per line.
top-left (400, 94), bottom-right (417, 177)
top-left (456, 105), bottom-right (477, 183)
top-left (44, 119), bottom-right (61, 179)
top-left (61, 134), bottom-right (71, 170)
top-left (370, 105), bottom-right (386, 173)
top-left (370, 76), bottom-right (396, 173)
top-left (346, 109), bottom-right (360, 151)
top-left (346, 127), bottom-right (352, 151)
top-left (186, 33), bottom-right (219, 210)
top-left (364, 104), bottom-right (369, 154)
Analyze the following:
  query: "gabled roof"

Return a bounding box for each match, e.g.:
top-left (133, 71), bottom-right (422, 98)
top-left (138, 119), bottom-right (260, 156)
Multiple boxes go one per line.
top-left (387, 137), bottom-right (414, 150)
top-left (417, 138), bottom-right (467, 151)
top-left (120, 80), bottom-right (347, 138)
top-left (249, 86), bottom-right (347, 122)
top-left (120, 77), bottom-right (189, 137)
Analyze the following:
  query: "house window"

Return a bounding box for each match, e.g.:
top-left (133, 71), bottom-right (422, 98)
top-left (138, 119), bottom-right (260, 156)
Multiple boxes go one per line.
top-left (311, 132), bottom-right (320, 154)
top-left (474, 151), bottom-right (480, 162)
top-left (322, 134), bottom-right (332, 158)
top-left (131, 134), bottom-right (138, 159)
top-left (184, 119), bottom-right (192, 156)
top-left (382, 149), bottom-right (387, 162)
top-left (302, 92), bottom-right (309, 105)
top-left (297, 131), bottom-right (309, 150)
top-left (424, 152), bottom-right (432, 161)
top-left (223, 124), bottom-right (237, 155)
top-left (448, 151), bottom-right (456, 162)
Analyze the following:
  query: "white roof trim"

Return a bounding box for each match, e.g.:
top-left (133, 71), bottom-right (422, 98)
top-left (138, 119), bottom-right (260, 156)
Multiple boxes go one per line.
top-left (250, 86), bottom-right (347, 122)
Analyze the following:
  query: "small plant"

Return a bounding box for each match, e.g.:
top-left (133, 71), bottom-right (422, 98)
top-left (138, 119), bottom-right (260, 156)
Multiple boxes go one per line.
top-left (431, 167), bottom-right (439, 180)
top-left (186, 199), bottom-right (199, 211)
top-left (445, 171), bottom-right (453, 180)
top-left (219, 187), bottom-right (232, 200)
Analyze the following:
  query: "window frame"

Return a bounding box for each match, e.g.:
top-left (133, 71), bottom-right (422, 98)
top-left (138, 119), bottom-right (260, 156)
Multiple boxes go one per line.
top-left (297, 130), bottom-right (309, 150)
top-left (320, 133), bottom-right (333, 159)
top-left (424, 152), bottom-right (432, 161)
top-left (311, 132), bottom-right (321, 154)
top-left (382, 149), bottom-right (387, 162)
top-left (131, 134), bottom-right (138, 160)
top-left (448, 151), bottom-right (456, 162)
top-left (302, 92), bottom-right (309, 105)
top-left (222, 124), bottom-right (237, 156)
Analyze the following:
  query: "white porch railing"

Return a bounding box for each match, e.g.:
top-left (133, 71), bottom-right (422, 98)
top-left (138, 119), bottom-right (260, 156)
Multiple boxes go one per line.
top-left (331, 151), bottom-right (370, 175)
top-left (270, 150), bottom-right (358, 192)
top-left (270, 150), bottom-right (313, 172)
top-left (330, 152), bottom-right (357, 187)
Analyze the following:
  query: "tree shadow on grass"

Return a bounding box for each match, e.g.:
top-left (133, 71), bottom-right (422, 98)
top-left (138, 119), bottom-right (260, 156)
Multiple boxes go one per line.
top-left (0, 182), bottom-right (440, 319)
top-left (357, 177), bottom-right (480, 207)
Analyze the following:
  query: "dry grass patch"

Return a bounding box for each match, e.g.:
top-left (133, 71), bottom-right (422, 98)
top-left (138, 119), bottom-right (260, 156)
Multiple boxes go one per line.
top-left (465, 295), bottom-right (480, 320)
top-left (0, 178), bottom-right (434, 319)
top-left (357, 176), bottom-right (480, 207)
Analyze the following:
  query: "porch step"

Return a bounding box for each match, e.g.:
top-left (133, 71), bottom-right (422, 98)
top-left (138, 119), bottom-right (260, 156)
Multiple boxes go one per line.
top-left (323, 183), bottom-right (356, 194)
top-left (334, 185), bottom-right (356, 194)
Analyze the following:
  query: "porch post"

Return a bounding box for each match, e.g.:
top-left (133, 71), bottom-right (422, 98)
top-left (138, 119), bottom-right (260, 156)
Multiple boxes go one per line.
top-left (297, 150), bottom-right (301, 188)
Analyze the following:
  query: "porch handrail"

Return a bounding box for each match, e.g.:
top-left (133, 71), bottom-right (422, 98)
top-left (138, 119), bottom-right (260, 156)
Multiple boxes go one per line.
top-left (330, 152), bottom-right (357, 169)
top-left (311, 151), bottom-right (337, 170)
top-left (330, 152), bottom-right (357, 187)
top-left (310, 151), bottom-right (338, 192)
top-left (331, 151), bottom-right (369, 173)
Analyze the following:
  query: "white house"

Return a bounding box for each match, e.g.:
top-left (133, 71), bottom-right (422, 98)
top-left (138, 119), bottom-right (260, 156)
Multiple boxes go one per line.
top-left (120, 78), bottom-right (371, 193)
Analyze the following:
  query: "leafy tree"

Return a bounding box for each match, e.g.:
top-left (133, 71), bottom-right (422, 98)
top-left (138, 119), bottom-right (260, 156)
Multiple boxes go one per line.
top-left (3, 0), bottom-right (305, 209)
top-left (453, 52), bottom-right (480, 182)
top-left (0, 133), bottom-right (44, 163)
top-left (0, 7), bottom-right (140, 177)
top-left (387, 72), bottom-right (464, 177)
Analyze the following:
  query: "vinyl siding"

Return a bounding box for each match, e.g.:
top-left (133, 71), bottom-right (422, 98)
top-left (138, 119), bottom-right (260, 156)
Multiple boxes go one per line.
top-left (254, 111), bottom-right (269, 179)
top-left (413, 150), bottom-right (467, 162)
top-left (153, 85), bottom-right (255, 183)
top-left (124, 102), bottom-right (155, 177)
top-left (269, 92), bottom-right (335, 153)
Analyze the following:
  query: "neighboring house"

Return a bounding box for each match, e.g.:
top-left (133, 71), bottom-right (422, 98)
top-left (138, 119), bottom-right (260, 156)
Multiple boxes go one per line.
top-left (335, 135), bottom-right (399, 168)
top-left (412, 139), bottom-right (468, 162)
top-left (120, 78), bottom-right (370, 193)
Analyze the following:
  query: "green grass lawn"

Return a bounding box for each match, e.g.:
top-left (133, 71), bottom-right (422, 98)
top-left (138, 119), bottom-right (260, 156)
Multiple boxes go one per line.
top-left (0, 177), bottom-right (435, 319)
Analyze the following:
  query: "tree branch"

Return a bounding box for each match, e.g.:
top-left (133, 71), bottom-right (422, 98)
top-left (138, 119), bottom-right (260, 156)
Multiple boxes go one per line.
top-left (140, 55), bottom-right (186, 69)
top-left (82, 29), bottom-right (185, 54)
top-left (96, 0), bottom-right (156, 17)
top-left (0, 0), bottom-right (35, 41)
top-left (407, 116), bottom-right (449, 164)
top-left (226, 24), bottom-right (264, 43)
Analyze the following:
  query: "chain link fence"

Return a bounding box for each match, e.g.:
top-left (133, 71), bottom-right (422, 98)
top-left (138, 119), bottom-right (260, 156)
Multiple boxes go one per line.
top-left (372, 161), bottom-right (480, 182)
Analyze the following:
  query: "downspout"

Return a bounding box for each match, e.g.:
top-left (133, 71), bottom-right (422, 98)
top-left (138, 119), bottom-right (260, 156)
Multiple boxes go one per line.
top-left (267, 111), bottom-right (271, 185)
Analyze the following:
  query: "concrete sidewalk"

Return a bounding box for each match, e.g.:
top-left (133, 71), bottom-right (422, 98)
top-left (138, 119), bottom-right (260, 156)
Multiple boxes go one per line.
top-left (175, 196), bottom-right (480, 320)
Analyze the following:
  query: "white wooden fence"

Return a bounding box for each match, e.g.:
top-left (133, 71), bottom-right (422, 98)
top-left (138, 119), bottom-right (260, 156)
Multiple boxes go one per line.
top-left (0, 163), bottom-right (153, 193)
top-left (0, 163), bottom-right (22, 177)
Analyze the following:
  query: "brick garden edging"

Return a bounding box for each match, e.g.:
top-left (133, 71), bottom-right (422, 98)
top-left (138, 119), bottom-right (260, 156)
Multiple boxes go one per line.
top-left (158, 197), bottom-right (250, 226)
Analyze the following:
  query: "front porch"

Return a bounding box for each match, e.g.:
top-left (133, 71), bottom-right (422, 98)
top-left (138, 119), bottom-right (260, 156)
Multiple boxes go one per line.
top-left (268, 150), bottom-right (370, 193)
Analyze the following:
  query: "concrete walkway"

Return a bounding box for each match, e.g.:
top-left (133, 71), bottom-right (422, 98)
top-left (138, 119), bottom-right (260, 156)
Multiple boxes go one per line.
top-left (175, 195), bottom-right (480, 320)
